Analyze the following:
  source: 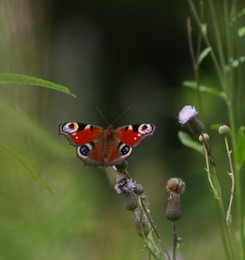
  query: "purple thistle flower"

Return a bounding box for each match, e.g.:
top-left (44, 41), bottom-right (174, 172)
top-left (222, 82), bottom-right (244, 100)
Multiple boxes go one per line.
top-left (114, 178), bottom-right (136, 194)
top-left (178, 105), bottom-right (198, 125)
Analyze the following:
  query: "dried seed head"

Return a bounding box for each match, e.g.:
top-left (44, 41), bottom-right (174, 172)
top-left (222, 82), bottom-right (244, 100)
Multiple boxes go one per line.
top-left (166, 178), bottom-right (185, 194)
top-left (123, 192), bottom-right (138, 211)
top-left (218, 125), bottom-right (230, 136)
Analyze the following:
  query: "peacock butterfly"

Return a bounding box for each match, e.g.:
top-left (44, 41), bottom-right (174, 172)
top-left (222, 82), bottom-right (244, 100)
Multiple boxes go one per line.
top-left (59, 122), bottom-right (155, 166)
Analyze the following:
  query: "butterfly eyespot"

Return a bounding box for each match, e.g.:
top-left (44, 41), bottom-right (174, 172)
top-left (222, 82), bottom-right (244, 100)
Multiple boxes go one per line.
top-left (62, 122), bottom-right (79, 133)
top-left (138, 124), bottom-right (154, 134)
top-left (79, 145), bottom-right (90, 156)
top-left (120, 145), bottom-right (131, 156)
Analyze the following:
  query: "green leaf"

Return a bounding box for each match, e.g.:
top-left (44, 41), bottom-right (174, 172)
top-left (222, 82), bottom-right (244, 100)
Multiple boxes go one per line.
top-left (235, 126), bottom-right (245, 170)
top-left (178, 131), bottom-right (203, 154)
top-left (0, 143), bottom-right (53, 194)
top-left (0, 73), bottom-right (76, 97)
top-left (183, 80), bottom-right (227, 100)
top-left (198, 47), bottom-right (212, 65)
top-left (238, 27), bottom-right (245, 37)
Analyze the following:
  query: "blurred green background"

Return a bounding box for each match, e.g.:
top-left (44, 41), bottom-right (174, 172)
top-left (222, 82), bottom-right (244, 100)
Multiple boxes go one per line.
top-left (0, 0), bottom-right (244, 259)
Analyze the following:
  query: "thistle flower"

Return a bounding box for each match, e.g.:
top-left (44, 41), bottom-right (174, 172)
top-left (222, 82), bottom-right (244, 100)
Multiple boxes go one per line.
top-left (178, 105), bottom-right (204, 134)
top-left (178, 105), bottom-right (198, 125)
top-left (114, 178), bottom-right (136, 194)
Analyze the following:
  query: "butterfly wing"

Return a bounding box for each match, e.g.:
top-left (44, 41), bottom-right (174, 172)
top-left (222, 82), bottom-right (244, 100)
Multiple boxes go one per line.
top-left (116, 124), bottom-right (155, 146)
top-left (59, 122), bottom-right (105, 165)
top-left (102, 124), bottom-right (155, 166)
top-left (59, 122), bottom-right (102, 146)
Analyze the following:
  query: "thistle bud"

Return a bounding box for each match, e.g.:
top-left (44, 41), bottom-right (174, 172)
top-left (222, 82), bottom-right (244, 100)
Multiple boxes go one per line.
top-left (166, 178), bottom-right (185, 222)
top-left (134, 183), bottom-right (144, 195)
top-left (123, 192), bottom-right (138, 211)
top-left (199, 133), bottom-right (209, 142)
top-left (188, 117), bottom-right (205, 135)
top-left (166, 193), bottom-right (181, 221)
top-left (218, 125), bottom-right (230, 136)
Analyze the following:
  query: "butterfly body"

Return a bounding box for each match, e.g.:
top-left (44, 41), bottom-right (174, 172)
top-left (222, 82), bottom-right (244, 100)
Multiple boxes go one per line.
top-left (59, 122), bottom-right (155, 166)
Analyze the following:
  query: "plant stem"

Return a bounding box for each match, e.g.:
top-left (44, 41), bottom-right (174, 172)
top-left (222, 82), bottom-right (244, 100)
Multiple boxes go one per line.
top-left (140, 198), bottom-right (171, 260)
top-left (224, 136), bottom-right (235, 226)
top-left (172, 222), bottom-right (177, 260)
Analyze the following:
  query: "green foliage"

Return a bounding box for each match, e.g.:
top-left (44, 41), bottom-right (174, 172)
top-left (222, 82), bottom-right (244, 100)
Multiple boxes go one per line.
top-left (0, 73), bottom-right (76, 97)
top-left (0, 143), bottom-right (52, 194)
top-left (235, 126), bottom-right (245, 170)
top-left (183, 81), bottom-right (227, 100)
top-left (178, 131), bottom-right (203, 154)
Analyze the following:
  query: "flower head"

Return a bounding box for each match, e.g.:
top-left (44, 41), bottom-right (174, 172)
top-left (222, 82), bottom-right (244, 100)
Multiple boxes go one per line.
top-left (114, 178), bottom-right (136, 194)
top-left (178, 105), bottom-right (198, 125)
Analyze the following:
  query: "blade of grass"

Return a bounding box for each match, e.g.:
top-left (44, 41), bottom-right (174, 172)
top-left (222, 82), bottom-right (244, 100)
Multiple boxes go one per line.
top-left (0, 143), bottom-right (53, 194)
top-left (0, 73), bottom-right (76, 97)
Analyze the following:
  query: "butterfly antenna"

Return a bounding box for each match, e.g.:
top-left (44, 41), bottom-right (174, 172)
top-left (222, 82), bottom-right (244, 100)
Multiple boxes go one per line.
top-left (111, 107), bottom-right (130, 126)
top-left (96, 106), bottom-right (110, 126)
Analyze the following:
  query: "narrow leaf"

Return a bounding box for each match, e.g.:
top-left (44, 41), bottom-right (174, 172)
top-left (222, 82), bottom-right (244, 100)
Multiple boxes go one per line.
top-left (0, 143), bottom-right (53, 194)
top-left (183, 80), bottom-right (227, 100)
top-left (198, 47), bottom-right (212, 64)
top-left (235, 126), bottom-right (245, 170)
top-left (178, 131), bottom-right (203, 154)
top-left (0, 73), bottom-right (76, 97)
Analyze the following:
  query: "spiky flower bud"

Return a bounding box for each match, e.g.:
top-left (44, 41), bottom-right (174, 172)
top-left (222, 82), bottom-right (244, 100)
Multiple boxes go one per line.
top-left (134, 183), bottom-right (144, 195)
top-left (123, 192), bottom-right (138, 211)
top-left (199, 133), bottom-right (209, 143)
top-left (135, 216), bottom-right (150, 237)
top-left (218, 125), bottom-right (230, 136)
top-left (166, 193), bottom-right (181, 221)
top-left (166, 178), bottom-right (185, 222)
top-left (115, 161), bottom-right (128, 171)
top-left (188, 117), bottom-right (205, 135)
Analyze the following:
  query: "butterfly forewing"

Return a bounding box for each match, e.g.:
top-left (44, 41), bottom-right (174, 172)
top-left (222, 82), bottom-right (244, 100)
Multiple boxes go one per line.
top-left (116, 124), bottom-right (155, 146)
top-left (59, 122), bottom-right (102, 146)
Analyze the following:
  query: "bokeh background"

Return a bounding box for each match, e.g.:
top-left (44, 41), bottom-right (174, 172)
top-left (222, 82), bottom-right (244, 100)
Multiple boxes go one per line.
top-left (0, 0), bottom-right (244, 259)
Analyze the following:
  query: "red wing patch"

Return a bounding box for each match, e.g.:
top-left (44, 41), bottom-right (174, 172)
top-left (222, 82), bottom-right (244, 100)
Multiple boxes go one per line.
top-left (116, 124), bottom-right (155, 146)
top-left (60, 123), bottom-right (102, 146)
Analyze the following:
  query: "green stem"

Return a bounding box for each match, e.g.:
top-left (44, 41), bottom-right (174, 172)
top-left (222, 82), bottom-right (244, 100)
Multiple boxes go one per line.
top-left (224, 136), bottom-right (235, 226)
top-left (172, 222), bottom-right (177, 260)
top-left (140, 198), bottom-right (171, 260)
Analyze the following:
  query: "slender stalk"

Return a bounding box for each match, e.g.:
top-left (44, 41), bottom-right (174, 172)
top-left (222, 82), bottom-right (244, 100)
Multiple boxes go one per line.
top-left (188, 0), bottom-right (225, 89)
top-left (140, 198), bottom-right (171, 260)
top-left (224, 135), bottom-right (235, 226)
top-left (172, 222), bottom-right (177, 260)
top-left (202, 140), bottom-right (234, 260)
top-left (186, 17), bottom-right (203, 112)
